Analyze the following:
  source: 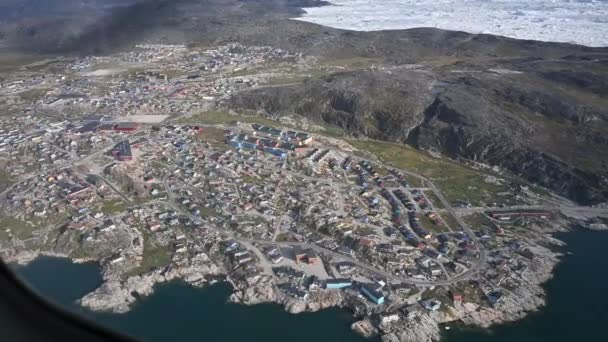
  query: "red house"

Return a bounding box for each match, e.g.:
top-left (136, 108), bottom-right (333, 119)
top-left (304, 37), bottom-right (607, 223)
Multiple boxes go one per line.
top-left (111, 141), bottom-right (133, 161)
top-left (113, 122), bottom-right (139, 132)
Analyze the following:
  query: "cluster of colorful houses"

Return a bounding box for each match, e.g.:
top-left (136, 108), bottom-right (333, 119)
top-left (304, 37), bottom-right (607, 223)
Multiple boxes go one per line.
top-left (257, 244), bottom-right (390, 305)
top-left (226, 124), bottom-right (314, 159)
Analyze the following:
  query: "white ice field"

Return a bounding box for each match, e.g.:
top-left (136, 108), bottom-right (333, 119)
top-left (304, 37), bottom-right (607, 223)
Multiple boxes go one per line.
top-left (293, 0), bottom-right (608, 47)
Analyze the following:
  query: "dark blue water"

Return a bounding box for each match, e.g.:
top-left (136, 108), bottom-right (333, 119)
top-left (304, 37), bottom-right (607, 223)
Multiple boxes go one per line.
top-left (442, 229), bottom-right (608, 342)
top-left (14, 257), bottom-right (373, 342)
top-left (12, 229), bottom-right (608, 342)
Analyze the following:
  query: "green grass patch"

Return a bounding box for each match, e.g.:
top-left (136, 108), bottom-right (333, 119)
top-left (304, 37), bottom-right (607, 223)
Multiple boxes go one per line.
top-left (100, 199), bottom-right (128, 215)
top-left (318, 56), bottom-right (385, 69)
top-left (196, 126), bottom-right (230, 150)
top-left (418, 215), bottom-right (450, 234)
top-left (240, 215), bottom-right (270, 226)
top-left (0, 52), bottom-right (49, 72)
top-left (131, 196), bottom-right (157, 206)
top-left (420, 286), bottom-right (442, 300)
top-left (423, 191), bottom-right (444, 210)
top-left (354, 226), bottom-right (376, 236)
top-left (124, 232), bottom-right (172, 278)
top-left (181, 110), bottom-right (346, 141)
top-left (197, 126), bottom-right (227, 142)
top-left (462, 213), bottom-right (494, 230)
top-left (70, 243), bottom-right (91, 259)
top-left (230, 67), bottom-right (259, 77)
top-left (0, 216), bottom-right (38, 241)
top-left (438, 302), bottom-right (454, 314)
top-left (24, 59), bottom-right (66, 72)
top-left (41, 229), bottom-right (62, 251)
top-left (439, 211), bottom-right (460, 231)
top-left (0, 228), bottom-right (9, 242)
top-left (310, 122), bottom-right (347, 138)
top-left (348, 139), bottom-right (508, 206)
top-left (266, 74), bottom-right (309, 85)
top-left (161, 69), bottom-right (188, 79)
top-left (200, 206), bottom-right (219, 218)
top-left (453, 283), bottom-right (485, 304)
top-left (241, 174), bottom-right (265, 185)
top-left (18, 88), bottom-right (49, 102)
top-left (179, 111), bottom-right (282, 127)
top-left (0, 169), bottom-right (15, 193)
top-left (275, 232), bottom-right (299, 242)
top-left (230, 63), bottom-right (294, 78)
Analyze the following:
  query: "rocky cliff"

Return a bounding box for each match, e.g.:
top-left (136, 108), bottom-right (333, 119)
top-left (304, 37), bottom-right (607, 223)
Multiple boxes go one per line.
top-left (79, 252), bottom-right (224, 313)
top-left (226, 59), bottom-right (608, 204)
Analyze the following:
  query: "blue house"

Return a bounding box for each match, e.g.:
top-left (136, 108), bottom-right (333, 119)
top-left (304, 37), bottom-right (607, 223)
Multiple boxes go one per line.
top-left (241, 142), bottom-right (257, 150)
top-left (228, 140), bottom-right (242, 149)
top-left (263, 147), bottom-right (288, 159)
top-left (361, 285), bottom-right (385, 304)
top-left (325, 279), bottom-right (352, 289)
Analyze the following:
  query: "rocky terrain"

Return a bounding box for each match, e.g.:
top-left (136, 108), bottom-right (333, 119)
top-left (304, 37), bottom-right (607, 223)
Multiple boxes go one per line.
top-left (226, 60), bottom-right (608, 204)
top-left (78, 252), bottom-right (224, 313)
top-left (3, 216), bottom-right (569, 342)
top-left (1, 0), bottom-right (607, 204)
top-left (228, 274), bottom-right (346, 314)
top-left (583, 217), bottom-right (608, 231)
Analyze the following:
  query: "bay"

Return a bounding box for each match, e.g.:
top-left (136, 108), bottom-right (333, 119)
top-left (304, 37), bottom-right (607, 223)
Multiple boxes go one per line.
top-left (442, 229), bottom-right (608, 341)
top-left (12, 228), bottom-right (608, 342)
top-left (13, 257), bottom-right (374, 342)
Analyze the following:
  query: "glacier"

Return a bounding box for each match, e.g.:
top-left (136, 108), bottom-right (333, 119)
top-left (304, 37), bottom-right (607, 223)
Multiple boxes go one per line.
top-left (293, 0), bottom-right (608, 47)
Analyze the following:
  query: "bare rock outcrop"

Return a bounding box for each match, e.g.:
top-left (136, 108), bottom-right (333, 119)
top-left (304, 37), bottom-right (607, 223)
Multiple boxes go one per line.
top-left (80, 253), bottom-right (224, 313)
top-left (382, 313), bottom-right (441, 342)
top-left (227, 274), bottom-right (345, 314)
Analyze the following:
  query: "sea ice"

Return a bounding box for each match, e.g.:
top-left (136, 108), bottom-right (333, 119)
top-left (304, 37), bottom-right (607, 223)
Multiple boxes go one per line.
top-left (293, 0), bottom-right (608, 47)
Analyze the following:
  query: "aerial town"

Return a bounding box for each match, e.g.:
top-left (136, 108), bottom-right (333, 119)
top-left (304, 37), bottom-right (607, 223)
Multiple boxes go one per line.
top-left (1, 43), bottom-right (605, 342)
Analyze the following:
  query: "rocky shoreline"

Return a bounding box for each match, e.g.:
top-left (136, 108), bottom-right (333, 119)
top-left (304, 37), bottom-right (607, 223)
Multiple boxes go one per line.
top-left (78, 252), bottom-right (224, 313)
top-left (586, 223), bottom-right (608, 231)
top-left (3, 226), bottom-right (567, 342)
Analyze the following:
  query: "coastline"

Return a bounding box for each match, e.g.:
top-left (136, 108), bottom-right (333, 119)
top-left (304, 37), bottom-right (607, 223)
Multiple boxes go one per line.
top-left (5, 222), bottom-right (571, 342)
top-left (0, 1), bottom-right (606, 340)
